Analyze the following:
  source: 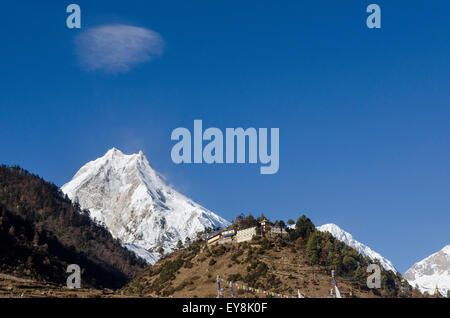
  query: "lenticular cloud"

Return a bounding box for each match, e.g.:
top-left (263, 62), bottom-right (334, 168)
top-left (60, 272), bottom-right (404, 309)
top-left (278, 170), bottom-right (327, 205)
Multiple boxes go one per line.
top-left (76, 24), bottom-right (164, 73)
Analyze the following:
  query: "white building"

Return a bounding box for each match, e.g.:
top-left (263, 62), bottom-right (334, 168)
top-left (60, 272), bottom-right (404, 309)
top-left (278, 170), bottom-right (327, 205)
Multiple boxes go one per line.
top-left (236, 226), bottom-right (257, 243)
top-left (207, 234), bottom-right (221, 245)
top-left (221, 229), bottom-right (235, 238)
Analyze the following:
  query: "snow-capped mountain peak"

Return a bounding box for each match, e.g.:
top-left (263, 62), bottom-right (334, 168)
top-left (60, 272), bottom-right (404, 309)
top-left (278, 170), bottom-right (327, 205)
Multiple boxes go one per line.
top-left (61, 148), bottom-right (230, 264)
top-left (317, 223), bottom-right (397, 273)
top-left (404, 244), bottom-right (450, 295)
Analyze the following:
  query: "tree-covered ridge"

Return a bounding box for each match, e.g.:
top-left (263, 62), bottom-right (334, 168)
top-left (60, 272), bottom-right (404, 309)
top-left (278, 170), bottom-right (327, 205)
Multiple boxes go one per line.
top-left (0, 165), bottom-right (146, 289)
top-left (290, 215), bottom-right (412, 297)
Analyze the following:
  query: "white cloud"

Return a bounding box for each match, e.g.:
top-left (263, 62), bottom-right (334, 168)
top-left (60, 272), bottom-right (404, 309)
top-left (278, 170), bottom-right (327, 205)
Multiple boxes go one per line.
top-left (76, 24), bottom-right (164, 73)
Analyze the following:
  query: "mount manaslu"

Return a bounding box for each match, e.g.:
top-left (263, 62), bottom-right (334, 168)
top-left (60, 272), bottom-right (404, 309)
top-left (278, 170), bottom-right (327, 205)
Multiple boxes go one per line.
top-left (61, 148), bottom-right (229, 264)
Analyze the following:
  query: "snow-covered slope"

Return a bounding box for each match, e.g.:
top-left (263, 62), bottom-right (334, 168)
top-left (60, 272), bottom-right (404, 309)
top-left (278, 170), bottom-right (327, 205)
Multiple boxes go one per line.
top-left (62, 148), bottom-right (230, 264)
top-left (317, 224), bottom-right (397, 273)
top-left (404, 245), bottom-right (450, 296)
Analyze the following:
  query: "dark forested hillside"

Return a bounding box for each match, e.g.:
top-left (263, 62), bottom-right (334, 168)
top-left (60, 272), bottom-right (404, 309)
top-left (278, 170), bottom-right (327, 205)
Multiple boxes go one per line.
top-left (0, 165), bottom-right (146, 289)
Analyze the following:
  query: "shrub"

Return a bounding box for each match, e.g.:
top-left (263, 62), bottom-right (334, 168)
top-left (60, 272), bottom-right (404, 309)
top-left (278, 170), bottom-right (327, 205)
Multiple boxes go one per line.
top-left (244, 261), bottom-right (268, 286)
top-left (343, 255), bottom-right (357, 271)
top-left (228, 273), bottom-right (242, 282)
top-left (184, 260), bottom-right (194, 269)
top-left (212, 245), bottom-right (226, 256)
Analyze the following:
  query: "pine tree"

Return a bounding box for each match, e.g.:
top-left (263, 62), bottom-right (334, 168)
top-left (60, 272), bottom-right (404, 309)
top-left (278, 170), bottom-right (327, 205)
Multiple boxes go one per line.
top-left (343, 255), bottom-right (357, 271)
top-left (295, 215), bottom-right (315, 240)
top-left (26, 255), bottom-right (33, 267)
top-left (306, 231), bottom-right (321, 264)
top-left (33, 231), bottom-right (40, 246)
top-left (257, 213), bottom-right (266, 222)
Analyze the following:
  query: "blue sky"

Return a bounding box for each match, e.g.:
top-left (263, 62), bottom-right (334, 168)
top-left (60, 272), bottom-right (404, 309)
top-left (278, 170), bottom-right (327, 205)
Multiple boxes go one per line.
top-left (1, 1), bottom-right (449, 272)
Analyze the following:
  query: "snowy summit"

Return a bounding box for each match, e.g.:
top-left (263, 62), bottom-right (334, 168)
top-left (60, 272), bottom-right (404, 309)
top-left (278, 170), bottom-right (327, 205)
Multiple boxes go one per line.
top-left (404, 245), bottom-right (450, 295)
top-left (61, 148), bottom-right (230, 264)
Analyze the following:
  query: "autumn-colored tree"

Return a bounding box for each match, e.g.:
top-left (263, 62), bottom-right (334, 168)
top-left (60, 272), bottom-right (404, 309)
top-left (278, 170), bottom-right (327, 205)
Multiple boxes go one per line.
top-left (33, 231), bottom-right (40, 246)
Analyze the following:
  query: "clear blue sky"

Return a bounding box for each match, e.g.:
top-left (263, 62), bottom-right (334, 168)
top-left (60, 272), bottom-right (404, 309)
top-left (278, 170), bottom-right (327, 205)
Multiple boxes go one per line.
top-left (1, 1), bottom-right (449, 273)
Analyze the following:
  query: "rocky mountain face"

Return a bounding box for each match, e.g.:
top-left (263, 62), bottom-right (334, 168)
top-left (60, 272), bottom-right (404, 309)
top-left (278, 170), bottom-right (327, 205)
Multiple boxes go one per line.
top-left (61, 148), bottom-right (230, 264)
top-left (317, 224), bottom-right (397, 273)
top-left (404, 245), bottom-right (450, 296)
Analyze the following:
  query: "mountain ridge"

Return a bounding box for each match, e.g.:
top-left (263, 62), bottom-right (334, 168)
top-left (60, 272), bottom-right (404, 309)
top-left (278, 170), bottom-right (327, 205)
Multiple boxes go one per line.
top-left (404, 244), bottom-right (450, 296)
top-left (61, 148), bottom-right (230, 264)
top-left (316, 223), bottom-right (397, 273)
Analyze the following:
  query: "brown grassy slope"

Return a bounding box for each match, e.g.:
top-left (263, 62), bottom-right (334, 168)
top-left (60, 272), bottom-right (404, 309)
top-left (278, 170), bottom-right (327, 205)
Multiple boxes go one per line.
top-left (122, 237), bottom-right (388, 298)
top-left (0, 273), bottom-right (128, 298)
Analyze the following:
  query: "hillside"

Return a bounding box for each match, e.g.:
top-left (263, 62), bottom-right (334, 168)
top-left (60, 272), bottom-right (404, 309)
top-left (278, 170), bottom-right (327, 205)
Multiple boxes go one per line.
top-left (0, 165), bottom-right (146, 289)
top-left (122, 215), bottom-right (413, 298)
top-left (0, 272), bottom-right (117, 298)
